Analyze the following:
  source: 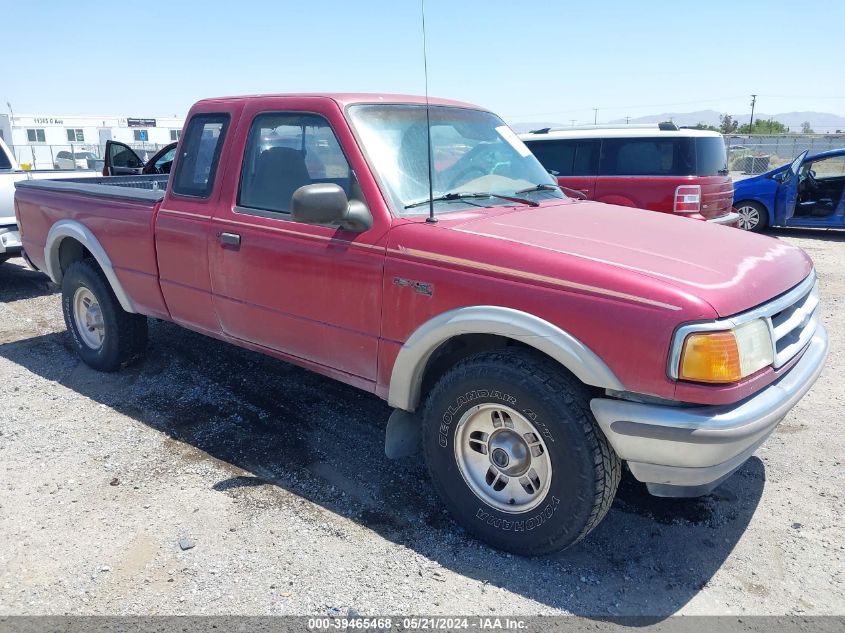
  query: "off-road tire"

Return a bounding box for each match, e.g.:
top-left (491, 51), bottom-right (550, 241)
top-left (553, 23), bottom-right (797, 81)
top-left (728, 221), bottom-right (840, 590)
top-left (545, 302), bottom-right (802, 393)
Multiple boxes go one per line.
top-left (61, 259), bottom-right (148, 371)
top-left (422, 348), bottom-right (620, 555)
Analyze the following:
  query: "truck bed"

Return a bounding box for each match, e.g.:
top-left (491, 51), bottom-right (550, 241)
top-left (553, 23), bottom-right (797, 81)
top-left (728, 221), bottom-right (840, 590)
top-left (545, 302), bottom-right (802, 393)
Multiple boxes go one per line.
top-left (14, 174), bottom-right (170, 319)
top-left (15, 174), bottom-right (169, 203)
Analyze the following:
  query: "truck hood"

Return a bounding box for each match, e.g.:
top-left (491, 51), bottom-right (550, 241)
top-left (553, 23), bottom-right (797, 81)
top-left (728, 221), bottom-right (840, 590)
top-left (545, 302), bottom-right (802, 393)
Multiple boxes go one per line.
top-left (446, 200), bottom-right (813, 317)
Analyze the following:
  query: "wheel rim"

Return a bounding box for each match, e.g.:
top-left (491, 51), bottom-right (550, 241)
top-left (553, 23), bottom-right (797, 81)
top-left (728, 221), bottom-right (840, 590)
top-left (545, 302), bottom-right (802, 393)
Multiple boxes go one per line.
top-left (454, 404), bottom-right (552, 513)
top-left (73, 287), bottom-right (105, 350)
top-left (736, 205), bottom-right (760, 230)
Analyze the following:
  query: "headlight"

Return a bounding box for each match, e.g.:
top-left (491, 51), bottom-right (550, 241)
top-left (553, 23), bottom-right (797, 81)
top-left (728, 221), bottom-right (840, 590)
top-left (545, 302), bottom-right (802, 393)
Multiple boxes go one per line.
top-left (678, 319), bottom-right (773, 383)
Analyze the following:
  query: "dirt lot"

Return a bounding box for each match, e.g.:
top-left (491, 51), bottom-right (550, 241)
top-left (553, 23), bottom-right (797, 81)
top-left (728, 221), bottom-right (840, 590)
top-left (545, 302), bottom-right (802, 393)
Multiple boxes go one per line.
top-left (1, 228), bottom-right (843, 618)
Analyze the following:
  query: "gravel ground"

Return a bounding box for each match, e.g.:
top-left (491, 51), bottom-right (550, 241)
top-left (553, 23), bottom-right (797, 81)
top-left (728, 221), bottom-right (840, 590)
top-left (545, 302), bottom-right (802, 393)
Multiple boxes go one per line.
top-left (0, 228), bottom-right (843, 618)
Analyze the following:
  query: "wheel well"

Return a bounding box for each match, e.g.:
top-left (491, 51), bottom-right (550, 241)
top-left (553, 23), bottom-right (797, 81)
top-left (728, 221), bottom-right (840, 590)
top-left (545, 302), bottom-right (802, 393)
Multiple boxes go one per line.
top-left (419, 333), bottom-right (588, 402)
top-left (58, 237), bottom-right (95, 276)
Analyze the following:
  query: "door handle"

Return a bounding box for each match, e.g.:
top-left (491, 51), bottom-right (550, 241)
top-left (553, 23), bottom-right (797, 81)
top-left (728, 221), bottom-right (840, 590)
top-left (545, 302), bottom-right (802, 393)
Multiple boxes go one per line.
top-left (218, 232), bottom-right (241, 248)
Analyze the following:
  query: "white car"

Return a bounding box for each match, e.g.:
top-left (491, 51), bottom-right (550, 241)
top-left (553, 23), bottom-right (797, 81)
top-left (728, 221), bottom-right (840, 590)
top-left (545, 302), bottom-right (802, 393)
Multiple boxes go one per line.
top-left (54, 150), bottom-right (100, 170)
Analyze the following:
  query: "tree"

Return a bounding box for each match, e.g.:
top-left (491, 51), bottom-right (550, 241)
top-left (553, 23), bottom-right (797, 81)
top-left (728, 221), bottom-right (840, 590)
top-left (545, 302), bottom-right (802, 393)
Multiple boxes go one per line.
top-left (690, 122), bottom-right (719, 131)
top-left (801, 121), bottom-right (815, 134)
top-left (719, 114), bottom-right (739, 134)
top-left (737, 118), bottom-right (788, 134)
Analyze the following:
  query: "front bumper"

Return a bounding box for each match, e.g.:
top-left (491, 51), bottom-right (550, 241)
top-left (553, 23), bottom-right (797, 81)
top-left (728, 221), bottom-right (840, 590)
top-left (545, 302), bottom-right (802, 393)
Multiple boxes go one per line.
top-left (0, 226), bottom-right (22, 256)
top-left (590, 325), bottom-right (828, 497)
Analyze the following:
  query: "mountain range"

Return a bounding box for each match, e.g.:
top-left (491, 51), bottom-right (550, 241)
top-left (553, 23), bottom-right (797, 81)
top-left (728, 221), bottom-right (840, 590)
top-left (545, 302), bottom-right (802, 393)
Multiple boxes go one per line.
top-left (509, 110), bottom-right (845, 134)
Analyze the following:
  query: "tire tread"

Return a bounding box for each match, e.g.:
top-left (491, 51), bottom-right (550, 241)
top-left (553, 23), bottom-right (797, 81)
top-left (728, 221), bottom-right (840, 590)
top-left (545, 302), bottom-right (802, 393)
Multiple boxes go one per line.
top-left (422, 347), bottom-right (621, 555)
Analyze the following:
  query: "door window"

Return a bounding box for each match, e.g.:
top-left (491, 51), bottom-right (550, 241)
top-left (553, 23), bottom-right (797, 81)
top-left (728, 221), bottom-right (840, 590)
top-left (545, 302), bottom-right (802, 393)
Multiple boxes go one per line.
top-left (171, 114), bottom-right (229, 198)
top-left (153, 147), bottom-right (176, 173)
top-left (109, 143), bottom-right (142, 168)
top-left (525, 139), bottom-right (598, 176)
top-left (806, 155), bottom-right (845, 179)
top-left (238, 112), bottom-right (353, 215)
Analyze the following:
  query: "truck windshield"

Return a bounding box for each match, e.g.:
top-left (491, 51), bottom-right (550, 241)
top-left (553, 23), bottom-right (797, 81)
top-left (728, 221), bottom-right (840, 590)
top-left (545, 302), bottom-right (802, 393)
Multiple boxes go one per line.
top-left (347, 104), bottom-right (563, 216)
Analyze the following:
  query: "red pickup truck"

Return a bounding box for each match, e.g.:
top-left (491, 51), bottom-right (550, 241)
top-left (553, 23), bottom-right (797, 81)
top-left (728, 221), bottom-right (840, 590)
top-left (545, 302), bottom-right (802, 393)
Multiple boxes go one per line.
top-left (14, 94), bottom-right (828, 555)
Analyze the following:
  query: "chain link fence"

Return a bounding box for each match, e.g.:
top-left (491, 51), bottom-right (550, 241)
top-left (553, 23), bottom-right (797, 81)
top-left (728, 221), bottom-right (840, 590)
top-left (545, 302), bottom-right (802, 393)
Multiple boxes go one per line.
top-left (7, 143), bottom-right (171, 171)
top-left (726, 134), bottom-right (845, 175)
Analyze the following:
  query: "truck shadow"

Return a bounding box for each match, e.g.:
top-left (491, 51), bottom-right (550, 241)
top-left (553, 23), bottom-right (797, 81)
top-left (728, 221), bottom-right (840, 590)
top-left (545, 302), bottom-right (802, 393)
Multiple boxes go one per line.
top-left (0, 258), bottom-right (57, 302)
top-left (0, 322), bottom-right (765, 620)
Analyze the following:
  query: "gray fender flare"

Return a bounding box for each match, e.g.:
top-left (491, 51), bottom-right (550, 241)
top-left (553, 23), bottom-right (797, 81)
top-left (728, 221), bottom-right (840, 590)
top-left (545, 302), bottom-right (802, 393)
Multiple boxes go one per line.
top-left (44, 219), bottom-right (136, 313)
top-left (387, 305), bottom-right (623, 412)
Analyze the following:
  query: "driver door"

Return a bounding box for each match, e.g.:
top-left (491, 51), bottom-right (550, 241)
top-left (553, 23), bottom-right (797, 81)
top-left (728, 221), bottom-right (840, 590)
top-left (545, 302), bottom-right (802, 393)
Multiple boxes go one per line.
top-left (774, 150), bottom-right (807, 225)
top-left (104, 140), bottom-right (144, 175)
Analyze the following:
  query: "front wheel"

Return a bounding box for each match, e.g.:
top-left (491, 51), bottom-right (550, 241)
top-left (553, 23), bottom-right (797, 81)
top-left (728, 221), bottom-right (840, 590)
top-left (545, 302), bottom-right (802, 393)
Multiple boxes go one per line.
top-left (61, 259), bottom-right (148, 371)
top-left (422, 348), bottom-right (620, 555)
top-left (734, 201), bottom-right (768, 232)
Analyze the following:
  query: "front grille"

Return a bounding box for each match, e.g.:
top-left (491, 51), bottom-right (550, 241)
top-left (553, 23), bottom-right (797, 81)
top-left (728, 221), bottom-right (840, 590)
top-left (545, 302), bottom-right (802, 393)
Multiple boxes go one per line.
top-left (768, 279), bottom-right (820, 368)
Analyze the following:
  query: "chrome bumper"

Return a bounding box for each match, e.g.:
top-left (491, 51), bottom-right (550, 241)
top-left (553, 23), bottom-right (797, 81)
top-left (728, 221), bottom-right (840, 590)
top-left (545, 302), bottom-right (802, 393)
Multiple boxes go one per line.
top-left (0, 226), bottom-right (22, 256)
top-left (707, 211), bottom-right (741, 226)
top-left (590, 325), bottom-right (828, 497)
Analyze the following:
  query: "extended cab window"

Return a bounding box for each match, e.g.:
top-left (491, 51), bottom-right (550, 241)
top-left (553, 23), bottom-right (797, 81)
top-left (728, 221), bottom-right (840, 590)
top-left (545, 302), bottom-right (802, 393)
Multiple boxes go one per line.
top-left (526, 139), bottom-right (598, 176)
top-left (171, 114), bottom-right (229, 198)
top-left (238, 113), bottom-right (353, 215)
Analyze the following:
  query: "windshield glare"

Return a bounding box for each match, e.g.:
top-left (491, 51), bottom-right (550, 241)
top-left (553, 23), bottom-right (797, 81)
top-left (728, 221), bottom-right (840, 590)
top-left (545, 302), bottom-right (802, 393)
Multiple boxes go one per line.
top-left (347, 104), bottom-right (563, 216)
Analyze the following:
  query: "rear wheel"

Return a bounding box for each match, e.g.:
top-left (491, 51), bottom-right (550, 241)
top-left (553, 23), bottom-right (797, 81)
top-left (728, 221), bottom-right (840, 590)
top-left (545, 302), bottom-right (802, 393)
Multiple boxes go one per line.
top-left (61, 259), bottom-right (148, 371)
top-left (422, 348), bottom-right (620, 555)
top-left (735, 201), bottom-right (768, 232)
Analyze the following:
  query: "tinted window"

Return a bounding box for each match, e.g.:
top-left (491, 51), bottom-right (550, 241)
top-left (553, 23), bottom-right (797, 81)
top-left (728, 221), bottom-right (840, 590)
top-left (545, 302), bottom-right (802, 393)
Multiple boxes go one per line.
top-left (0, 148), bottom-right (11, 170)
top-left (109, 144), bottom-right (141, 168)
top-left (172, 114), bottom-right (229, 198)
top-left (525, 139), bottom-right (599, 177)
top-left (695, 137), bottom-right (728, 176)
top-left (600, 138), bottom-right (695, 176)
top-left (238, 112), bottom-right (353, 215)
top-left (526, 140), bottom-right (575, 176)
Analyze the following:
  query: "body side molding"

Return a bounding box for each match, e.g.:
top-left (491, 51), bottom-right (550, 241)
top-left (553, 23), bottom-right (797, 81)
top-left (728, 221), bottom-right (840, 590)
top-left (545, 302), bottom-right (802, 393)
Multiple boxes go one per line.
top-left (44, 219), bottom-right (136, 313)
top-left (387, 305), bottom-right (623, 411)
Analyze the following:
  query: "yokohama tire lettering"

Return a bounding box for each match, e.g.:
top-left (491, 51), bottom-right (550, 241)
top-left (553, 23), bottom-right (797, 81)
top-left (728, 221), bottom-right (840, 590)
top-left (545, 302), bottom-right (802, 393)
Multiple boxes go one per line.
top-left (475, 496), bottom-right (561, 531)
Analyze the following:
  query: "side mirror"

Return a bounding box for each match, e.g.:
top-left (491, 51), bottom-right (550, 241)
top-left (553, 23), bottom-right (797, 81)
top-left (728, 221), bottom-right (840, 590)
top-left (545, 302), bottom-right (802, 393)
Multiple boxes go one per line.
top-left (290, 183), bottom-right (372, 232)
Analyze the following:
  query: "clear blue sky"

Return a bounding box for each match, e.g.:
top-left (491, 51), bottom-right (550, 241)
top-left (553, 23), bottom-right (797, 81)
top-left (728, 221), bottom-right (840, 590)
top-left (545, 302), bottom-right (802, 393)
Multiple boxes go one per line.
top-left (4, 0), bottom-right (844, 124)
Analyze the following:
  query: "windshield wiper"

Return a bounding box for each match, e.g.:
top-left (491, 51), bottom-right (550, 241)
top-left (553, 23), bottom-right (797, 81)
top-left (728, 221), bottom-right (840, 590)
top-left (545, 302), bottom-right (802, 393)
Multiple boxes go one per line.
top-left (515, 183), bottom-right (558, 194)
top-left (516, 183), bottom-right (587, 200)
top-left (404, 191), bottom-right (538, 210)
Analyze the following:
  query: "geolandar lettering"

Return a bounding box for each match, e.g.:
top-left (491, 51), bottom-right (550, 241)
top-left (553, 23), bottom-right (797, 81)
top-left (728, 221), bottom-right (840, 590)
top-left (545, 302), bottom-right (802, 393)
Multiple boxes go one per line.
top-left (439, 391), bottom-right (518, 448)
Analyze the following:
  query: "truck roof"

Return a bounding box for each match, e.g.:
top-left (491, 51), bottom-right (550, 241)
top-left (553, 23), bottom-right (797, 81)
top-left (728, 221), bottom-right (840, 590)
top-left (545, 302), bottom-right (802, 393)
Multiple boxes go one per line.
top-left (193, 93), bottom-right (485, 111)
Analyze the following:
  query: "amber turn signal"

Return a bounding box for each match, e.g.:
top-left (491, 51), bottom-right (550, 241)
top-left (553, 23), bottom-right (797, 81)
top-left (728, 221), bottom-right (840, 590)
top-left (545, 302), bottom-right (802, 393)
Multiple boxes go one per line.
top-left (678, 331), bottom-right (743, 383)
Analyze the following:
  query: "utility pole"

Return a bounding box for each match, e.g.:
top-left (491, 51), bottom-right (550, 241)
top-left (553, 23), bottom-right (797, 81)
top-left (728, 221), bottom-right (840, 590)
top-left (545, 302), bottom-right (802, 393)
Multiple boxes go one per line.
top-left (749, 94), bottom-right (757, 130)
top-left (569, 119), bottom-right (576, 127)
top-left (593, 108), bottom-right (598, 125)
top-left (625, 116), bottom-right (630, 125)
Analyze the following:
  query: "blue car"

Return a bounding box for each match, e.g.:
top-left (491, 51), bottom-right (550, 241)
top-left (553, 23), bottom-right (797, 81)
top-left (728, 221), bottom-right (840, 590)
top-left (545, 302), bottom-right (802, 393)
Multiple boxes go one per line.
top-left (732, 148), bottom-right (845, 231)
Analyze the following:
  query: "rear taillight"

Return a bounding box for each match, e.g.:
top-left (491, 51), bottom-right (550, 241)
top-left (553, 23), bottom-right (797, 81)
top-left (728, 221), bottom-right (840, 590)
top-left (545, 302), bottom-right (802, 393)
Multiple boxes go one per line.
top-left (674, 185), bottom-right (701, 213)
